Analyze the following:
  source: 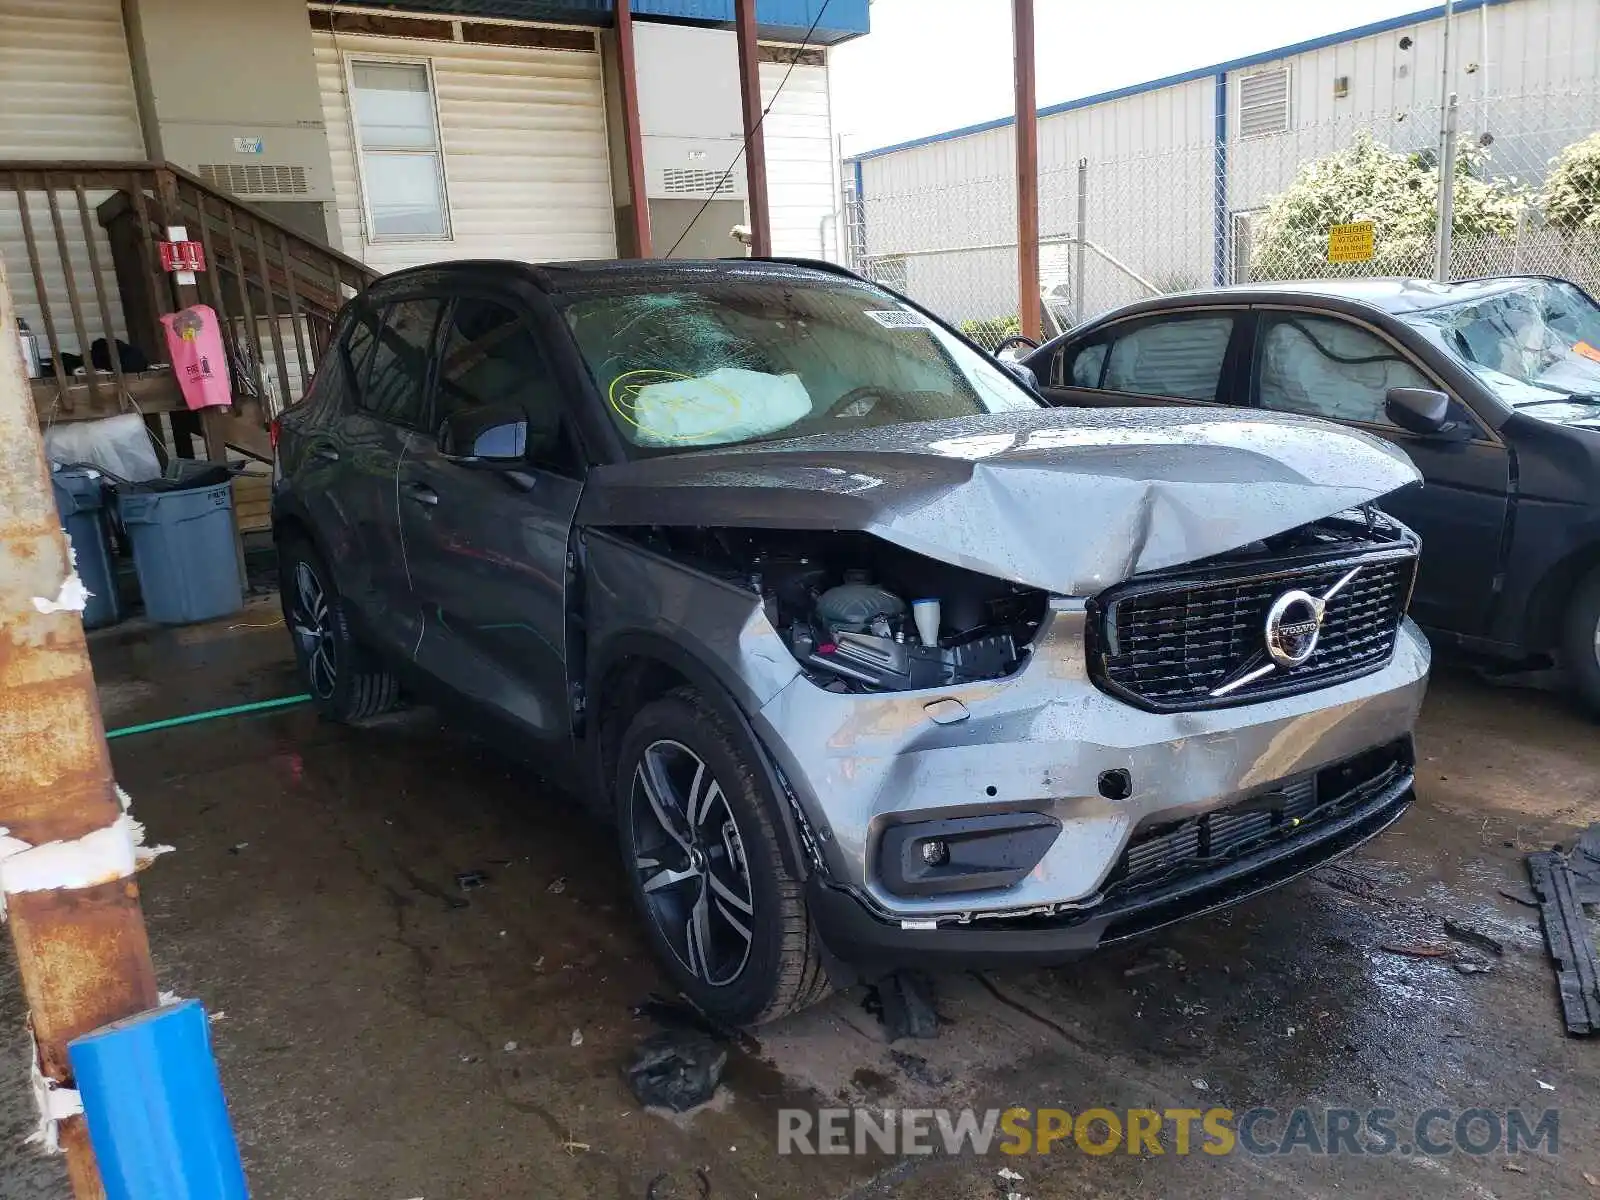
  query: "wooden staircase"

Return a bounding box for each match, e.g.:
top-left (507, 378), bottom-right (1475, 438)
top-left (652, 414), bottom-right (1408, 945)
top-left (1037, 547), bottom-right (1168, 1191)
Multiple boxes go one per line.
top-left (3, 161), bottom-right (378, 469)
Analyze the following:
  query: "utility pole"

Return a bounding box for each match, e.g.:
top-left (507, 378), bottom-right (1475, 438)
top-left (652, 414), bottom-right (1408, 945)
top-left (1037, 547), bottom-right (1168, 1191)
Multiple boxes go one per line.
top-left (1014, 0), bottom-right (1041, 342)
top-left (1434, 0), bottom-right (1458, 283)
top-left (733, 0), bottom-right (772, 257)
top-left (614, 0), bottom-right (653, 257)
top-left (0, 260), bottom-right (160, 1194)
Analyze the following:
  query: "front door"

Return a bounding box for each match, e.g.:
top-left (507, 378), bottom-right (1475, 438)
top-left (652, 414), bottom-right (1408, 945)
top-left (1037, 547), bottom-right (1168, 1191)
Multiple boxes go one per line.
top-left (397, 293), bottom-right (585, 746)
top-left (1249, 309), bottom-right (1511, 635)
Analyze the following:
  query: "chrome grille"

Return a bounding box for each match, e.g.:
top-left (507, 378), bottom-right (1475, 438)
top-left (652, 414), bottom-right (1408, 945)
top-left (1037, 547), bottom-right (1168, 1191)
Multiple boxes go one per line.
top-left (1092, 549), bottom-right (1416, 711)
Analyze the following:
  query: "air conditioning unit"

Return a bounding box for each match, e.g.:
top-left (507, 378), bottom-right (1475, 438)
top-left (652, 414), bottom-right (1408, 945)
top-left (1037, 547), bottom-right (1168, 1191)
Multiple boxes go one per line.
top-left (633, 23), bottom-right (749, 201)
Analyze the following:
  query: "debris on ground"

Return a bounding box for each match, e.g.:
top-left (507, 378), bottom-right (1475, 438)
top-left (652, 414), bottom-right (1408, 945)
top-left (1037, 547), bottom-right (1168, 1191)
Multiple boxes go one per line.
top-left (1380, 942), bottom-right (1450, 958)
top-left (625, 1031), bottom-right (728, 1113)
top-left (997, 1167), bottom-right (1024, 1181)
top-left (869, 971), bottom-right (939, 1041)
top-left (1500, 885), bottom-right (1539, 907)
top-left (503, 1041), bottom-right (518, 1052)
top-left (645, 1168), bottom-right (712, 1199)
top-left (547, 877), bottom-right (567, 894)
top-left (1191, 1079), bottom-right (1209, 1091)
top-left (570, 1029), bottom-right (583, 1047)
top-left (1537, 1078), bottom-right (1556, 1091)
top-left (455, 869), bottom-right (489, 891)
top-left (1454, 960), bottom-right (1494, 975)
top-left (1526, 823), bottom-right (1600, 1035)
top-left (1503, 1161), bottom-right (1529, 1174)
top-left (1442, 916), bottom-right (1504, 957)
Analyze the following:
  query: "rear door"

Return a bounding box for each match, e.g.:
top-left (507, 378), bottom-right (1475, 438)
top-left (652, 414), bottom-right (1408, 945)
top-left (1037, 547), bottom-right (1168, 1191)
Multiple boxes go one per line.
top-left (294, 292), bottom-right (446, 656)
top-left (397, 289), bottom-right (586, 746)
top-left (1247, 307), bottom-right (1511, 634)
top-left (1032, 308), bottom-right (1252, 410)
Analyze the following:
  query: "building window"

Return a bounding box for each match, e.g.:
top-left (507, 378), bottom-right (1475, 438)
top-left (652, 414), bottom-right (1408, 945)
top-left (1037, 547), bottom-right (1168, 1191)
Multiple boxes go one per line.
top-left (348, 59), bottom-right (450, 240)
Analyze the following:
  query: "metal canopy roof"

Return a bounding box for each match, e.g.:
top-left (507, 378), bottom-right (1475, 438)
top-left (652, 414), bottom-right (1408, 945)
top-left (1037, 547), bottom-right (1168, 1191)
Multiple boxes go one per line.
top-left (337, 0), bottom-right (869, 44)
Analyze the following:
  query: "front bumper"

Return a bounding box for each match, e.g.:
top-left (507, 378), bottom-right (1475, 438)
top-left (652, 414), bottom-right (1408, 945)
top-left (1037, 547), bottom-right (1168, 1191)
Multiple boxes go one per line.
top-left (751, 602), bottom-right (1430, 939)
top-left (805, 763), bottom-right (1412, 968)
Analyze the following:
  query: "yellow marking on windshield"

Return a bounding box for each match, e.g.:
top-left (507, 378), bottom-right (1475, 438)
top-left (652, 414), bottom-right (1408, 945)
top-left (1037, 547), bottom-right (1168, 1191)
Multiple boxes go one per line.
top-left (607, 368), bottom-right (750, 443)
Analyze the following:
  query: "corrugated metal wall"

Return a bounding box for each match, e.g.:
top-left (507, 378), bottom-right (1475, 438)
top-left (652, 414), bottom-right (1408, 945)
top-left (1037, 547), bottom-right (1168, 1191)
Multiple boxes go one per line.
top-left (0, 0), bottom-right (143, 360)
top-left (759, 58), bottom-right (839, 260)
top-left (313, 26), bottom-right (617, 272)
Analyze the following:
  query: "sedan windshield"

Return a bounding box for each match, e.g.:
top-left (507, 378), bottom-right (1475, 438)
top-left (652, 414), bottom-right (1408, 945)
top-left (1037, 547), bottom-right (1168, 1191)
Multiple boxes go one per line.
top-left (560, 270), bottom-right (1038, 454)
top-left (1402, 278), bottom-right (1600, 406)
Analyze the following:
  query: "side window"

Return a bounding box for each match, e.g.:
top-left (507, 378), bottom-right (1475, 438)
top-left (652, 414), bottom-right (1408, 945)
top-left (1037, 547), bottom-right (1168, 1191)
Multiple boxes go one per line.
top-left (1257, 314), bottom-right (1431, 426)
top-left (1102, 316), bottom-right (1235, 401)
top-left (341, 305), bottom-right (379, 389)
top-left (1062, 341), bottom-right (1108, 387)
top-left (359, 298), bottom-right (445, 426)
top-left (434, 297), bottom-right (576, 473)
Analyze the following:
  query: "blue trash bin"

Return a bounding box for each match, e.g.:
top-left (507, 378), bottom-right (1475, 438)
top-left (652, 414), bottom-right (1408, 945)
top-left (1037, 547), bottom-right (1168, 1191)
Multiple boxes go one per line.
top-left (116, 474), bottom-right (243, 625)
top-left (50, 466), bottom-right (124, 629)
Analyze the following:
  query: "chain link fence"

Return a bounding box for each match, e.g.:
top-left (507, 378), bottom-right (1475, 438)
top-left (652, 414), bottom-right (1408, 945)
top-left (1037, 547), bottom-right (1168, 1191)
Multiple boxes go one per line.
top-left (847, 84), bottom-right (1600, 349)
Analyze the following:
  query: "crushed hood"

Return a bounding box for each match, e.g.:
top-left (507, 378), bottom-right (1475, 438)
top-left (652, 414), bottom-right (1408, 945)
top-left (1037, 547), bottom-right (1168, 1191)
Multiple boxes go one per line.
top-left (578, 408), bottom-right (1420, 594)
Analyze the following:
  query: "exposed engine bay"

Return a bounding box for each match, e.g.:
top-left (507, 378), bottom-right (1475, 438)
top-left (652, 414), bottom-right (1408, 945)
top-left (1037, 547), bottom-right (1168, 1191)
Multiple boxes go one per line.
top-left (612, 527), bottom-right (1049, 692)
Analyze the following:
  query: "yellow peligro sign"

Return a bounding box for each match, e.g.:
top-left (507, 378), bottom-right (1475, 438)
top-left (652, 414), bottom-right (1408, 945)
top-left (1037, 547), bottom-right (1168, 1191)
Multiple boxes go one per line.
top-left (1328, 221), bottom-right (1376, 263)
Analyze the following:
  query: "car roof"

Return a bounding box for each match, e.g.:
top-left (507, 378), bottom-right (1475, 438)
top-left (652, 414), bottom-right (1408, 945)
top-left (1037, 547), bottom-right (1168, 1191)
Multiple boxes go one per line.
top-left (1215, 275), bottom-right (1542, 313)
top-left (369, 256), bottom-right (862, 298)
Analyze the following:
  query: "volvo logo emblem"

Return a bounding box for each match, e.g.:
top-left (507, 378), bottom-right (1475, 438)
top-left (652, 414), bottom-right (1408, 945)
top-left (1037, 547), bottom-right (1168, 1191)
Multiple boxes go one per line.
top-left (1265, 589), bottom-right (1326, 667)
top-left (1209, 565), bottom-right (1365, 698)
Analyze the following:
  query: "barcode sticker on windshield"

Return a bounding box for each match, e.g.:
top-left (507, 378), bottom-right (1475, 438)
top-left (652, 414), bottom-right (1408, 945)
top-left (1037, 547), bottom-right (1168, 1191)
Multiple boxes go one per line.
top-left (864, 310), bottom-right (931, 330)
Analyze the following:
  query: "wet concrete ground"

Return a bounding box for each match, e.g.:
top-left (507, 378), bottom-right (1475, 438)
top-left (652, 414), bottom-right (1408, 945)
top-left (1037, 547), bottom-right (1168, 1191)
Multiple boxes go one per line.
top-left (2, 601), bottom-right (1597, 1199)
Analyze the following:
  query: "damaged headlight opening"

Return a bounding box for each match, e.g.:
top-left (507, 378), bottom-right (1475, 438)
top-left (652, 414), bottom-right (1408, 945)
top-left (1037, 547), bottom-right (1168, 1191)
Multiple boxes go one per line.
top-left (618, 527), bottom-right (1050, 693)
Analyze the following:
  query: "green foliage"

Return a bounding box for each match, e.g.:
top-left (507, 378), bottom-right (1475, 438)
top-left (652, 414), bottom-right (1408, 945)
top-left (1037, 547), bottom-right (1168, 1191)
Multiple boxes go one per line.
top-left (1250, 131), bottom-right (1527, 279)
top-left (959, 314), bottom-right (1021, 347)
top-left (1540, 130), bottom-right (1600, 233)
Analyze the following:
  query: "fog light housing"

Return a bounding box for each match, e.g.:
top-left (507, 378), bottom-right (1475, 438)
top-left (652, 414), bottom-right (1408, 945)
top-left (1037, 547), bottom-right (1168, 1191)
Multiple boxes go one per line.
top-left (879, 812), bottom-right (1061, 897)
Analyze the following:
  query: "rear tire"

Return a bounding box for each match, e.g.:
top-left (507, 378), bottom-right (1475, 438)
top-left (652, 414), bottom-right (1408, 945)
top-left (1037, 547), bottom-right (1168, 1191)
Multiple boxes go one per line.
top-left (615, 687), bottom-right (830, 1026)
top-left (1563, 566), bottom-right (1600, 718)
top-left (278, 535), bottom-right (400, 723)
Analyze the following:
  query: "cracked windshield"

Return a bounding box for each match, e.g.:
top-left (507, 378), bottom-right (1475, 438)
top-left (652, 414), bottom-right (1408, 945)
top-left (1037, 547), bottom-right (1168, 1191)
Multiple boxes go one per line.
top-left (562, 276), bottom-right (1036, 452)
top-left (1406, 278), bottom-right (1600, 404)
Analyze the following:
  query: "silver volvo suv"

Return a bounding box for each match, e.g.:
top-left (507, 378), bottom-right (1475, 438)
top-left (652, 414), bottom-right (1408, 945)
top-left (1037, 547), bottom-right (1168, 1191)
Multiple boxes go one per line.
top-left (273, 258), bottom-right (1430, 1025)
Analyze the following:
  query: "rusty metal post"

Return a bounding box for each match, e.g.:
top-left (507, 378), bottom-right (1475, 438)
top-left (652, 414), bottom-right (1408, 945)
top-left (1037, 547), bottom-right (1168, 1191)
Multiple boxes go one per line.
top-left (1014, 0), bottom-right (1041, 343)
top-left (0, 260), bottom-right (160, 1196)
top-left (734, 0), bottom-right (772, 257)
top-left (615, 0), bottom-right (653, 257)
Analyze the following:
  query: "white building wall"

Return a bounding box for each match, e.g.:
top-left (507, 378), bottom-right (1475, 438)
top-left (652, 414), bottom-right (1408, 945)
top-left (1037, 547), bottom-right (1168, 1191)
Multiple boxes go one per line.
top-left (0, 0), bottom-right (143, 358)
top-left (760, 57), bottom-right (840, 260)
top-left (853, 0), bottom-right (1598, 325)
top-left (313, 25), bottom-right (617, 273)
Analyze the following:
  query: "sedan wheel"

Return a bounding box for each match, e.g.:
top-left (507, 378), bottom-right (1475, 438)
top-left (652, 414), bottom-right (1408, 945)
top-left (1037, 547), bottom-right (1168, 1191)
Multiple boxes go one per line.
top-left (629, 740), bottom-right (755, 987)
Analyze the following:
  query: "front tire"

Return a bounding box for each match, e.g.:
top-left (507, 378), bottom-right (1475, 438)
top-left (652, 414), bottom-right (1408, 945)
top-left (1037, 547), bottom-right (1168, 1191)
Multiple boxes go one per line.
top-left (278, 535), bottom-right (400, 723)
top-left (1564, 566), bottom-right (1600, 718)
top-left (615, 688), bottom-right (829, 1026)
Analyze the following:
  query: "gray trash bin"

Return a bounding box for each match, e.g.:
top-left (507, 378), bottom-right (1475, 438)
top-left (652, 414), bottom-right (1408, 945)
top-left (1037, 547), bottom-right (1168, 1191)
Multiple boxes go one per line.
top-left (50, 466), bottom-right (124, 629)
top-left (116, 471), bottom-right (243, 625)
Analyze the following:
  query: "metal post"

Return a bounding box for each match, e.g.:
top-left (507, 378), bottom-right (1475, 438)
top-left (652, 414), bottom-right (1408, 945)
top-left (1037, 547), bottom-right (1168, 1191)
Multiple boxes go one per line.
top-left (1013, 0), bottom-right (1041, 342)
top-left (615, 0), bottom-right (653, 257)
top-left (0, 261), bottom-right (160, 1195)
top-left (733, 0), bottom-right (771, 258)
top-left (1074, 158), bottom-right (1088, 326)
top-left (1434, 0), bottom-right (1457, 283)
top-left (1435, 93), bottom-right (1459, 282)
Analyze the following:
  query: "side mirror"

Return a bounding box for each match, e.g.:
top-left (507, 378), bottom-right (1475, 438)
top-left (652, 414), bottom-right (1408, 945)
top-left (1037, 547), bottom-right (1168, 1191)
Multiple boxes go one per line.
top-left (438, 405), bottom-right (528, 468)
top-left (999, 358), bottom-right (1039, 390)
top-left (1385, 387), bottom-right (1452, 435)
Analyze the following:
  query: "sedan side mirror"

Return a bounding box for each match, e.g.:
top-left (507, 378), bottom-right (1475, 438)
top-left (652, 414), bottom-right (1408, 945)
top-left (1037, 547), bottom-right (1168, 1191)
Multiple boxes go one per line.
top-left (438, 405), bottom-right (529, 468)
top-left (1385, 387), bottom-right (1452, 435)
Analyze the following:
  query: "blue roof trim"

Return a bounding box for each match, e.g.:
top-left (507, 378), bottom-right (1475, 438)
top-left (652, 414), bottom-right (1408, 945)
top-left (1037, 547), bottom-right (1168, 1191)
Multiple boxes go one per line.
top-left (632, 0), bottom-right (867, 42)
top-left (848, 0), bottom-right (1504, 161)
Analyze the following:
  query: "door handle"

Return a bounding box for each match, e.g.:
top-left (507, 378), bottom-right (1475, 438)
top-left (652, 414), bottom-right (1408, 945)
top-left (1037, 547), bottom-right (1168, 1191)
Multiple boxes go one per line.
top-left (310, 444), bottom-right (340, 463)
top-left (404, 482), bottom-right (439, 507)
